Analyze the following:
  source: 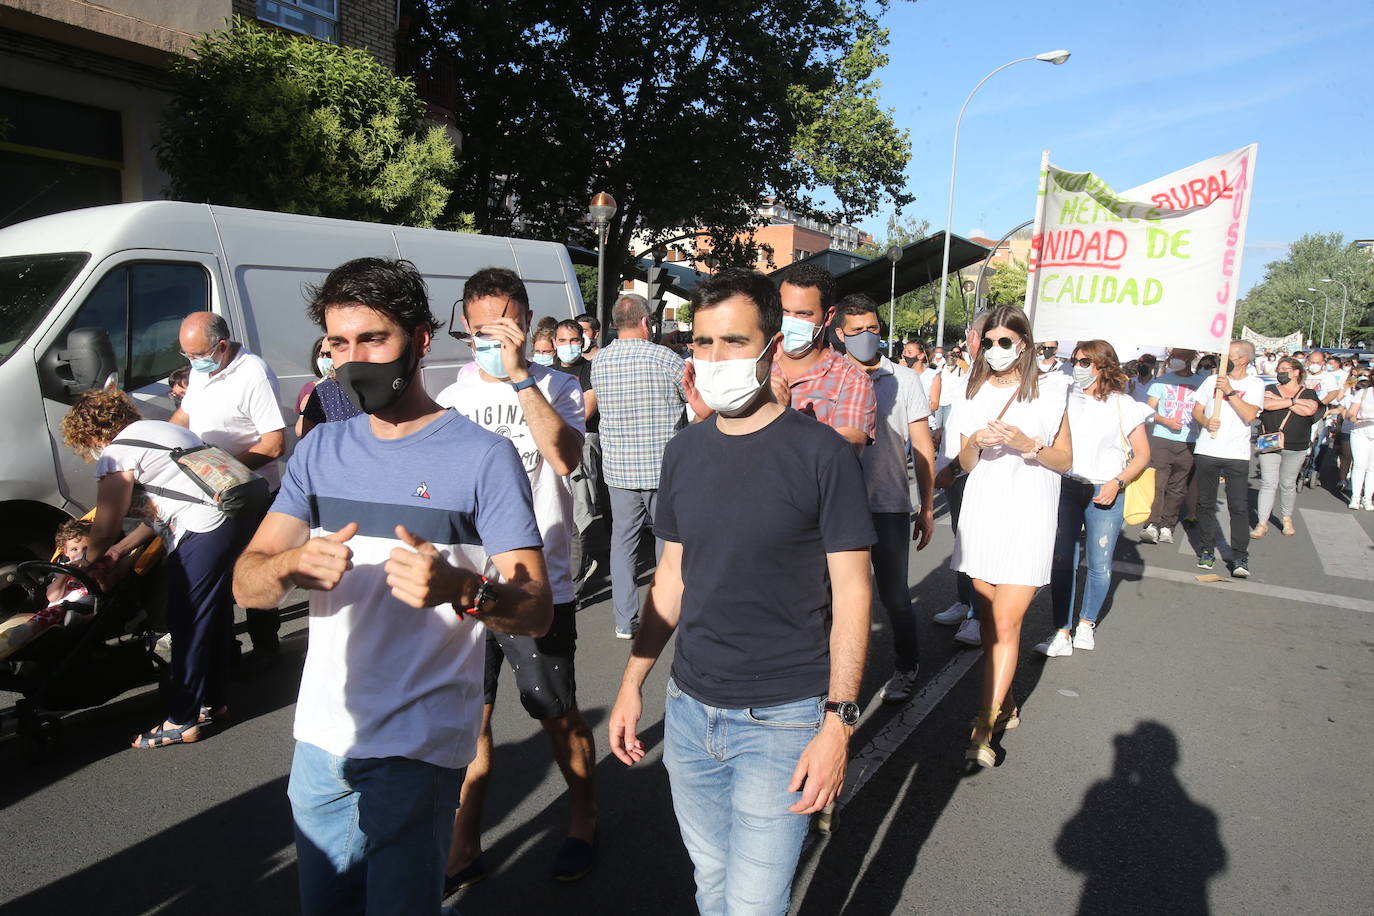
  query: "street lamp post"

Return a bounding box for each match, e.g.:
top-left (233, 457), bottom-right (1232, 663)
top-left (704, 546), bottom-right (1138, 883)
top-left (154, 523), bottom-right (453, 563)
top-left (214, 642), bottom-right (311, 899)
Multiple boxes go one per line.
top-left (885, 244), bottom-right (903, 356)
top-left (1307, 286), bottom-right (1331, 348)
top-left (589, 192), bottom-right (617, 346)
top-left (935, 49), bottom-right (1070, 348)
top-left (1297, 298), bottom-right (1314, 347)
top-left (1321, 277), bottom-right (1349, 348)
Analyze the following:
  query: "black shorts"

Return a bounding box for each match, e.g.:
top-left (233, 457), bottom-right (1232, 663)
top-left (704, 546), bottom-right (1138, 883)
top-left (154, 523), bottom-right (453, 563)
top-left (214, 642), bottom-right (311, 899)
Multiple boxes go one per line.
top-left (482, 601), bottom-right (578, 719)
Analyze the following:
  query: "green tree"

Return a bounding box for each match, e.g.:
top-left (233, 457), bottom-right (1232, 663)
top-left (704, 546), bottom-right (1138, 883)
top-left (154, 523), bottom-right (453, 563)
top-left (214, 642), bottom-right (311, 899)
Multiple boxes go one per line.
top-left (1235, 233), bottom-right (1374, 346)
top-left (574, 265), bottom-right (598, 313)
top-left (985, 258), bottom-right (1028, 309)
top-left (402, 0), bottom-right (911, 309)
top-left (858, 212), bottom-right (930, 258)
top-left (157, 18), bottom-right (456, 227)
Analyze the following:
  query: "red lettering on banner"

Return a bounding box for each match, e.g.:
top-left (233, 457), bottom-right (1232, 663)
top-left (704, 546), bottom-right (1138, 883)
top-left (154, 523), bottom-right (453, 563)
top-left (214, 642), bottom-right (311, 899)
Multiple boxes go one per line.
top-left (1209, 152), bottom-right (1250, 340)
top-left (1211, 313), bottom-right (1228, 337)
top-left (1150, 169), bottom-right (1233, 211)
top-left (1039, 228), bottom-right (1129, 270)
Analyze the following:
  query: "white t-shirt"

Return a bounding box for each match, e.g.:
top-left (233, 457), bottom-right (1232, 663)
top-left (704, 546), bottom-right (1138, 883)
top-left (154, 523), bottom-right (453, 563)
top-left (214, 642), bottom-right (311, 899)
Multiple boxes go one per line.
top-left (939, 365), bottom-right (969, 408)
top-left (1066, 390), bottom-right (1153, 484)
top-left (1193, 374), bottom-right (1265, 460)
top-left (96, 420), bottom-right (226, 550)
top-left (861, 357), bottom-right (931, 513)
top-left (181, 348), bottom-right (286, 490)
top-left (1344, 387), bottom-right (1374, 434)
top-left (437, 362), bottom-right (585, 603)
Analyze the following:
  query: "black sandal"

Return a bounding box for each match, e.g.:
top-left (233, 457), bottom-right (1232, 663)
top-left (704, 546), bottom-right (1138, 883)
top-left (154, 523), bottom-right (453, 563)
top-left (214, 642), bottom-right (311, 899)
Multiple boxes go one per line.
top-left (131, 722), bottom-right (200, 749)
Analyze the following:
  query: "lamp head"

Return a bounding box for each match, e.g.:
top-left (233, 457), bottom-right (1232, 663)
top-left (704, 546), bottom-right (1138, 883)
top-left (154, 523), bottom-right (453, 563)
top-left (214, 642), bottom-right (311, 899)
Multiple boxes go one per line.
top-left (1036, 49), bottom-right (1071, 65)
top-left (885, 244), bottom-right (904, 263)
top-left (589, 191), bottom-right (618, 225)
top-left (1307, 287), bottom-right (1318, 292)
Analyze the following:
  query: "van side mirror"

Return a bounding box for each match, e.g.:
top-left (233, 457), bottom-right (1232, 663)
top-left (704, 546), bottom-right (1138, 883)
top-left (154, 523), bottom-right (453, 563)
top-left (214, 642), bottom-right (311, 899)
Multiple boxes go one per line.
top-left (39, 327), bottom-right (120, 400)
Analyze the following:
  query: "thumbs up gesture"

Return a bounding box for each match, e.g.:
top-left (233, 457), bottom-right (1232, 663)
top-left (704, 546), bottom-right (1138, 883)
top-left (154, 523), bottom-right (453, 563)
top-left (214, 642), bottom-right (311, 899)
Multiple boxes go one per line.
top-left (385, 525), bottom-right (470, 609)
top-left (293, 522), bottom-right (357, 591)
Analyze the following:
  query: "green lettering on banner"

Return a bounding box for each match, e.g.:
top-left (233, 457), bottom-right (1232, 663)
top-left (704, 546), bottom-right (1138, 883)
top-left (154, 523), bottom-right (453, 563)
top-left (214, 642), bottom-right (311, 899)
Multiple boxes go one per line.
top-left (1041, 273), bottom-right (1162, 306)
top-left (1144, 278), bottom-right (1163, 304)
top-left (1145, 228), bottom-right (1192, 259)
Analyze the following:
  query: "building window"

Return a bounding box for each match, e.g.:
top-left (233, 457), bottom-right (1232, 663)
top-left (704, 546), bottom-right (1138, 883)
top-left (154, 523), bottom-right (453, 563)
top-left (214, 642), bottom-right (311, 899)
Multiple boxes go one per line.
top-left (257, 0), bottom-right (339, 42)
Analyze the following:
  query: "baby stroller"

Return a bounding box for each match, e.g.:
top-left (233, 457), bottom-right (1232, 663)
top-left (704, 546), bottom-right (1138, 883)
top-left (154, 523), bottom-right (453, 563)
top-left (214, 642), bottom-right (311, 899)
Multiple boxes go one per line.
top-left (0, 532), bottom-right (166, 761)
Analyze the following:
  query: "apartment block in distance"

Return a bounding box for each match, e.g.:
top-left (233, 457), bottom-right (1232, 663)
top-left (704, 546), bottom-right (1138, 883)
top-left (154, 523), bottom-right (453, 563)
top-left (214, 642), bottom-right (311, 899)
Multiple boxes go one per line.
top-left (0, 0), bottom-right (399, 229)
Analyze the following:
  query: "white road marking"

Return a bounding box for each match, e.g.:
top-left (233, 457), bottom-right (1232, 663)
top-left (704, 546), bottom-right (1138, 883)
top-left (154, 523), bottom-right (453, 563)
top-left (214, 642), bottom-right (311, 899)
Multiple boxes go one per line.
top-left (1111, 560), bottom-right (1374, 614)
top-left (1299, 508), bottom-right (1374, 582)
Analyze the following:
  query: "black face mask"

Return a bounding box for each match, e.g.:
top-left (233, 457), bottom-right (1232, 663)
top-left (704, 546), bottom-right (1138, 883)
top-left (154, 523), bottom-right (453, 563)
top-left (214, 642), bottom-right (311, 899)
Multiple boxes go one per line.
top-left (335, 342), bottom-right (416, 415)
top-left (1276, 372), bottom-right (1292, 386)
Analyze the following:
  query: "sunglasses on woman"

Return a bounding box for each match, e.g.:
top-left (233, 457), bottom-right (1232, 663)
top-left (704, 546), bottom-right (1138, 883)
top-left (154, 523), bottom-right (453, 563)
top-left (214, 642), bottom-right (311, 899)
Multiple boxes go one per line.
top-left (980, 336), bottom-right (1016, 351)
top-left (1072, 357), bottom-right (1095, 368)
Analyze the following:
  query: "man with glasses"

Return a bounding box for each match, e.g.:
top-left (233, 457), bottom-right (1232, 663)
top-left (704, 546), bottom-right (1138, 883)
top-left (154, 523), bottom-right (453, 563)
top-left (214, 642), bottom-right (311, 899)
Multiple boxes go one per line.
top-left (436, 268), bottom-right (599, 886)
top-left (1037, 341), bottom-right (1064, 375)
top-left (552, 318), bottom-right (603, 592)
top-left (172, 311), bottom-right (286, 662)
top-left (1191, 340), bottom-right (1264, 577)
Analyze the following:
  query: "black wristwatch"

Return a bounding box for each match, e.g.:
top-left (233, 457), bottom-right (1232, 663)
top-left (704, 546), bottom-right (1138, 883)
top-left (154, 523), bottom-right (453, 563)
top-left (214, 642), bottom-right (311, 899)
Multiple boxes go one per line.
top-left (824, 700), bottom-right (861, 727)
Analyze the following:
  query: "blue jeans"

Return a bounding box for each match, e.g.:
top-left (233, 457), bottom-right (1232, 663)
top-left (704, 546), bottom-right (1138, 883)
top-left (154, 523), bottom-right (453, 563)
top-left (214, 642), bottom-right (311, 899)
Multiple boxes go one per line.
top-left (1050, 478), bottom-right (1125, 631)
top-left (663, 680), bottom-right (822, 916)
top-left (288, 741), bottom-right (464, 916)
top-left (872, 512), bottom-right (919, 671)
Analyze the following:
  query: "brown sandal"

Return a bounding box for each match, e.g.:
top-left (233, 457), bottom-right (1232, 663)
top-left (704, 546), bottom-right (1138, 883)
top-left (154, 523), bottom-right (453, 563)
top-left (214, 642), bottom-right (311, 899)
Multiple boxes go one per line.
top-left (1281, 517), bottom-right (1296, 536)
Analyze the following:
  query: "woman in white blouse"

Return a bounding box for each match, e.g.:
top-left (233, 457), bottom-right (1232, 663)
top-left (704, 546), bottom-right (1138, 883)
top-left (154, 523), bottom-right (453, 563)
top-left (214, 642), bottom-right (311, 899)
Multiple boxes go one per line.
top-left (950, 306), bottom-right (1073, 768)
top-left (1037, 341), bottom-right (1152, 659)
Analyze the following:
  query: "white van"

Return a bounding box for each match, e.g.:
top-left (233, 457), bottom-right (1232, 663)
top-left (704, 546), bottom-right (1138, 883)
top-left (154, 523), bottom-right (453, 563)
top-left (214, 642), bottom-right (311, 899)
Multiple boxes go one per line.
top-left (0, 201), bottom-right (585, 561)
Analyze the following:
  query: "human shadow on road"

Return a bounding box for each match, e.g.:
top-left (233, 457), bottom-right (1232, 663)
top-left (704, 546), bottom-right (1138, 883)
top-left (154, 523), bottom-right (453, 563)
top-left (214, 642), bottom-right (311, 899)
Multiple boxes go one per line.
top-left (791, 556), bottom-right (1057, 914)
top-left (1056, 720), bottom-right (1227, 915)
top-left (0, 775), bottom-right (297, 916)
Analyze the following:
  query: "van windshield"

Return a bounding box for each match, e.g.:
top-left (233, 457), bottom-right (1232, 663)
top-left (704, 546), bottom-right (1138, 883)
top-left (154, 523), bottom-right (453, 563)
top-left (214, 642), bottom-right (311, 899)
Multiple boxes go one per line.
top-left (0, 253), bottom-right (89, 366)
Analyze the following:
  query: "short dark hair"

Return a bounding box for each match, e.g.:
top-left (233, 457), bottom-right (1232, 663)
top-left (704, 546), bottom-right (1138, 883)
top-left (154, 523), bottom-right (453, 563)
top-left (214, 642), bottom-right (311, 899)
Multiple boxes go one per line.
top-left (462, 266), bottom-right (530, 317)
top-left (778, 262), bottom-right (835, 312)
top-left (575, 313), bottom-right (601, 332)
top-left (308, 258), bottom-right (440, 336)
top-left (555, 319), bottom-right (584, 338)
top-left (308, 335), bottom-right (327, 378)
top-left (835, 293), bottom-right (886, 335)
top-left (690, 268), bottom-right (782, 338)
top-left (167, 364), bottom-right (191, 387)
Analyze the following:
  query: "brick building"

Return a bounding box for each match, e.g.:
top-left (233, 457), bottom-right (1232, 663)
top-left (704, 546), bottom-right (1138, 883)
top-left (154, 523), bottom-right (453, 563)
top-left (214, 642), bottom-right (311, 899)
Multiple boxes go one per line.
top-left (0, 0), bottom-right (398, 229)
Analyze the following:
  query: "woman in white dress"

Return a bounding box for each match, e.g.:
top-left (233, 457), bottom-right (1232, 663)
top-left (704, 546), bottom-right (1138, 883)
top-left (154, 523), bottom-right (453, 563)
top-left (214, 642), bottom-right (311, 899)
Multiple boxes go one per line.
top-left (949, 306), bottom-right (1072, 768)
top-left (1037, 340), bottom-right (1152, 659)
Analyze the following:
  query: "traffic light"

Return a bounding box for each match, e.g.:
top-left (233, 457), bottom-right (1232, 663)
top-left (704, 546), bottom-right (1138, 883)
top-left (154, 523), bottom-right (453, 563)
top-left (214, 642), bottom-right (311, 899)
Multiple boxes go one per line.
top-left (646, 264), bottom-right (671, 313)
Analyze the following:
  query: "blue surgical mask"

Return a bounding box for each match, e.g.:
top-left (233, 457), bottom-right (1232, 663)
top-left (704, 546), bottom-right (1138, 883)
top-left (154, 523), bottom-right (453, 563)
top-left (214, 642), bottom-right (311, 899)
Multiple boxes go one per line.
top-left (781, 315), bottom-right (821, 355)
top-left (532, 352), bottom-right (555, 367)
top-left (472, 335), bottom-right (508, 379)
top-left (189, 354), bottom-right (219, 373)
top-left (316, 356), bottom-right (334, 377)
top-left (843, 330), bottom-right (881, 363)
top-left (556, 343), bottom-right (582, 364)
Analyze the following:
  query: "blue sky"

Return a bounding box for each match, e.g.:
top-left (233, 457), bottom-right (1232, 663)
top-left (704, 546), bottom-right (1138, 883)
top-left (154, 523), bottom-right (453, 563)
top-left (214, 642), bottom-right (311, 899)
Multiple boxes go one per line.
top-left (860, 0), bottom-right (1374, 296)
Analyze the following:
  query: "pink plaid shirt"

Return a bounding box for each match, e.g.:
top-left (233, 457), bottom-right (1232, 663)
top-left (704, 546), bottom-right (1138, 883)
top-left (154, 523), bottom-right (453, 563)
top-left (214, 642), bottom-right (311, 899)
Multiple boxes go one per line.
top-left (772, 347), bottom-right (877, 441)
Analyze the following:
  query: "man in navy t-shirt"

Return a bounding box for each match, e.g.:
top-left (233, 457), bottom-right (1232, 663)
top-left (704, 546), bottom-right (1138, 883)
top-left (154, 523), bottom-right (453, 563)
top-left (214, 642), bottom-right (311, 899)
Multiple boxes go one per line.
top-left (608, 269), bottom-right (875, 915)
top-left (233, 257), bottom-right (553, 916)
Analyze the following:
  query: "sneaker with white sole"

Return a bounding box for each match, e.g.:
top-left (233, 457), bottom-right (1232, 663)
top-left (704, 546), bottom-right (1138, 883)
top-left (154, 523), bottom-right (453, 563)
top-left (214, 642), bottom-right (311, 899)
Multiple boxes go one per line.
top-left (1072, 622), bottom-right (1096, 650)
top-left (1158, 526), bottom-right (1174, 544)
top-left (1140, 524), bottom-right (1160, 544)
top-left (1231, 556), bottom-right (1250, 579)
top-left (880, 668), bottom-right (919, 704)
top-left (933, 602), bottom-right (970, 625)
top-left (1034, 631), bottom-right (1074, 657)
top-left (953, 616), bottom-right (982, 647)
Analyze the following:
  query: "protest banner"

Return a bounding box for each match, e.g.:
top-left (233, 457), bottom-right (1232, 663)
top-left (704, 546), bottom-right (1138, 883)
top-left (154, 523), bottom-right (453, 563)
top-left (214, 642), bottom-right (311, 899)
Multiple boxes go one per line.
top-left (1240, 326), bottom-right (1303, 353)
top-left (1026, 144), bottom-right (1258, 356)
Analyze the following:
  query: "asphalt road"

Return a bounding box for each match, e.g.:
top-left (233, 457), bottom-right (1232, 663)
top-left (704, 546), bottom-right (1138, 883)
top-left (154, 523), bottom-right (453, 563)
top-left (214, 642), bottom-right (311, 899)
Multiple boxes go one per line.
top-left (1, 460), bottom-right (1371, 916)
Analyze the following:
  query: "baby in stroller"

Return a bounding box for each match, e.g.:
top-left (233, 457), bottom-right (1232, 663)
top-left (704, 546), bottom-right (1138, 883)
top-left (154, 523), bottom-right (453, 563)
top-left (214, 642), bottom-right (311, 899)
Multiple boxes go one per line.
top-left (0, 519), bottom-right (104, 659)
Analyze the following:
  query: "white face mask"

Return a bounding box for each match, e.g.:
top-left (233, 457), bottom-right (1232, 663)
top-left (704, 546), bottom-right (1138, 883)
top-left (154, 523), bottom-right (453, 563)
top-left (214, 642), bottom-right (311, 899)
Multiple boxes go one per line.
top-left (1307, 363), bottom-right (1322, 374)
top-left (692, 348), bottom-right (770, 416)
top-left (1072, 366), bottom-right (1096, 390)
top-left (780, 315), bottom-right (821, 355)
top-left (984, 343), bottom-right (1020, 372)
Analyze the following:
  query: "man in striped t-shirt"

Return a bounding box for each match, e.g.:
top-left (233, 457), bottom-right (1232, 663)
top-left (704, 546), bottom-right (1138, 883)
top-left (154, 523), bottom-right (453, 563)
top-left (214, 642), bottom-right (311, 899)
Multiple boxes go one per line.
top-left (234, 257), bottom-right (552, 916)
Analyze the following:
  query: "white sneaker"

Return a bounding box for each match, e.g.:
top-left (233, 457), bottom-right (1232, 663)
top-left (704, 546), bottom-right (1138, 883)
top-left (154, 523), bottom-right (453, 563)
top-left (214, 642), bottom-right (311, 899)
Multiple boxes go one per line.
top-left (933, 602), bottom-right (970, 625)
top-left (1158, 526), bottom-right (1174, 544)
top-left (1072, 622), bottom-right (1096, 650)
top-left (1034, 631), bottom-right (1074, 657)
top-left (1140, 524), bottom-right (1159, 544)
top-left (1365, 501), bottom-right (1374, 511)
top-left (1350, 499), bottom-right (1361, 510)
top-left (953, 616), bottom-right (981, 646)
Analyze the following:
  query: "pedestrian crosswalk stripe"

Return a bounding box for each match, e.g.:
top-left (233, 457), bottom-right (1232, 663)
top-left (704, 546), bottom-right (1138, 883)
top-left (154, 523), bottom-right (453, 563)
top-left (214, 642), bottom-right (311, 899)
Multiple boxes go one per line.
top-left (1298, 508), bottom-right (1374, 582)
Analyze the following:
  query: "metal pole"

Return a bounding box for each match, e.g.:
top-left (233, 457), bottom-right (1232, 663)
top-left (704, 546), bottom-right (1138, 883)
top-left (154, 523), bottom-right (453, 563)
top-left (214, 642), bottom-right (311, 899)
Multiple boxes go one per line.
top-left (595, 221), bottom-right (608, 345)
top-left (1307, 303), bottom-right (1315, 347)
top-left (973, 218), bottom-right (1036, 313)
top-left (1324, 278), bottom-right (1349, 348)
top-left (935, 56), bottom-right (1038, 349)
top-left (1319, 291), bottom-right (1330, 348)
top-left (888, 262), bottom-right (896, 354)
